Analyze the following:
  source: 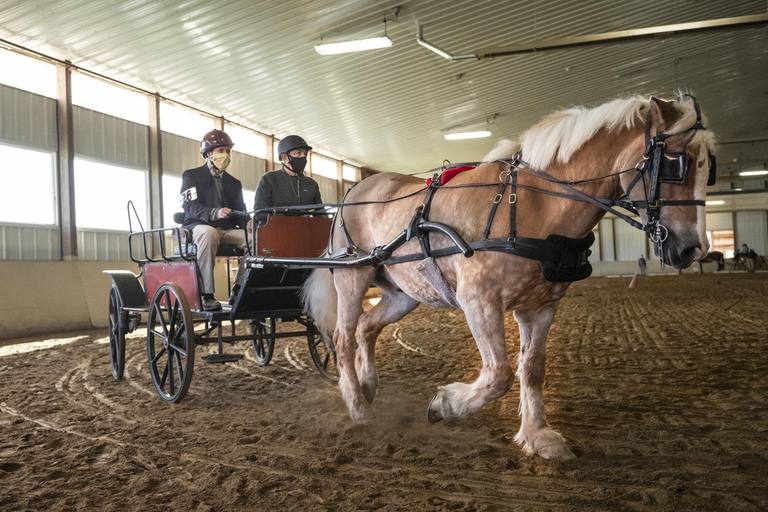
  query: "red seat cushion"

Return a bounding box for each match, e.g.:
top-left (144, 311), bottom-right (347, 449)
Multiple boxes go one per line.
top-left (425, 165), bottom-right (476, 186)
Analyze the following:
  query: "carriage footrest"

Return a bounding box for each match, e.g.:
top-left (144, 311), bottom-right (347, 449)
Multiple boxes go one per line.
top-left (201, 354), bottom-right (243, 364)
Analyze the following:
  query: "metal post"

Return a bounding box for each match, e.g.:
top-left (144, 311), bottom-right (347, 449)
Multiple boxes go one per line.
top-left (336, 160), bottom-right (345, 203)
top-left (56, 61), bottom-right (77, 260)
top-left (148, 94), bottom-right (163, 229)
top-left (266, 135), bottom-right (275, 172)
top-left (216, 116), bottom-right (224, 130)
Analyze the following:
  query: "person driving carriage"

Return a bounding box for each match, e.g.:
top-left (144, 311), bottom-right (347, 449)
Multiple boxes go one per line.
top-left (253, 135), bottom-right (323, 223)
top-left (180, 129), bottom-right (247, 311)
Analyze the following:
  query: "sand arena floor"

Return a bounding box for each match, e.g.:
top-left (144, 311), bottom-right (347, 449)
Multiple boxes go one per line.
top-left (0, 273), bottom-right (766, 511)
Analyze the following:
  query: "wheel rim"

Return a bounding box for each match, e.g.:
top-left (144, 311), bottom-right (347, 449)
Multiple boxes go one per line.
top-left (308, 327), bottom-right (338, 382)
top-left (108, 287), bottom-right (125, 380)
top-left (250, 318), bottom-right (275, 365)
top-left (147, 284), bottom-right (195, 402)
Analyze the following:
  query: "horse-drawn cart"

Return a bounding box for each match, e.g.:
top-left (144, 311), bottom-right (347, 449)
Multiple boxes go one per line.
top-left (104, 205), bottom-right (337, 403)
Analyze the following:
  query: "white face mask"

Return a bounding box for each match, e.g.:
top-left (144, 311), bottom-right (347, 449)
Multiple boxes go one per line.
top-left (209, 152), bottom-right (230, 172)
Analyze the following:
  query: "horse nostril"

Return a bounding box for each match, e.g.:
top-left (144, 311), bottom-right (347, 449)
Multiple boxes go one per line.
top-left (680, 244), bottom-right (700, 262)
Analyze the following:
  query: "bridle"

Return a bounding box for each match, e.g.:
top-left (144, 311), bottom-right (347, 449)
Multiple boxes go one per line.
top-left (495, 94), bottom-right (716, 265)
top-left (618, 94), bottom-right (716, 257)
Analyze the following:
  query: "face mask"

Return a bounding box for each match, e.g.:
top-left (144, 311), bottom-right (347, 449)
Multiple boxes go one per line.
top-left (287, 156), bottom-right (307, 174)
top-left (209, 152), bottom-right (230, 172)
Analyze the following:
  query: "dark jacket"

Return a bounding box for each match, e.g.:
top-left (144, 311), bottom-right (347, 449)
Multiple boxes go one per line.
top-left (180, 165), bottom-right (246, 230)
top-left (254, 169), bottom-right (322, 221)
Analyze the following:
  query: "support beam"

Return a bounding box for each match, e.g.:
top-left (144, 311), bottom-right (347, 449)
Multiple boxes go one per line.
top-left (148, 93), bottom-right (163, 230)
top-left (216, 116), bottom-right (225, 130)
top-left (417, 14), bottom-right (768, 61)
top-left (336, 160), bottom-right (345, 203)
top-left (56, 61), bottom-right (77, 260)
top-left (266, 135), bottom-right (275, 172)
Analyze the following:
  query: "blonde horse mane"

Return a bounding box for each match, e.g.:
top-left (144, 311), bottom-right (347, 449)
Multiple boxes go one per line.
top-left (483, 94), bottom-right (715, 169)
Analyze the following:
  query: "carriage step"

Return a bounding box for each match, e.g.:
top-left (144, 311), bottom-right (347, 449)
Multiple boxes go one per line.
top-left (201, 354), bottom-right (243, 364)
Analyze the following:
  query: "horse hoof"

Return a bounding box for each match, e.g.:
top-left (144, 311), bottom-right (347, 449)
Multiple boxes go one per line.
top-left (427, 394), bottom-right (443, 423)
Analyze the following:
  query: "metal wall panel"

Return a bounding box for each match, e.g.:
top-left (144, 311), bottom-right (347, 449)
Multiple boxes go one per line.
top-left (615, 219), bottom-right (647, 261)
top-left (735, 210), bottom-right (768, 255)
top-left (0, 84), bottom-right (57, 150)
top-left (161, 132), bottom-right (200, 177)
top-left (315, 175), bottom-right (338, 204)
top-left (76, 229), bottom-right (130, 261)
top-left (229, 151), bottom-right (266, 192)
top-left (0, 224), bottom-right (61, 260)
top-left (707, 212), bottom-right (734, 231)
top-left (73, 106), bottom-right (149, 169)
top-left (599, 218), bottom-right (615, 261)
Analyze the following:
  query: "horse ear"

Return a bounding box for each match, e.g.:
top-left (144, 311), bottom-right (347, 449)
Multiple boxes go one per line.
top-left (648, 96), bottom-right (680, 134)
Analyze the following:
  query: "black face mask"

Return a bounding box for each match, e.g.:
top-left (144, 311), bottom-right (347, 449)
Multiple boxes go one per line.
top-left (287, 156), bottom-right (307, 174)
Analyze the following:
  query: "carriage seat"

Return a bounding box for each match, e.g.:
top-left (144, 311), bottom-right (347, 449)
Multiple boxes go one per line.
top-left (172, 212), bottom-right (245, 258)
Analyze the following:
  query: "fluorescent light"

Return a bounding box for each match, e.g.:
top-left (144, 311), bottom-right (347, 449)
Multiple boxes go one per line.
top-left (738, 169), bottom-right (768, 177)
top-left (705, 200), bottom-right (725, 206)
top-left (444, 130), bottom-right (491, 141)
top-left (315, 36), bottom-right (392, 55)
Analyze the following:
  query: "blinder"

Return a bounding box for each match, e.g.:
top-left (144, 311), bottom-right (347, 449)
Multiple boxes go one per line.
top-left (707, 152), bottom-right (717, 186)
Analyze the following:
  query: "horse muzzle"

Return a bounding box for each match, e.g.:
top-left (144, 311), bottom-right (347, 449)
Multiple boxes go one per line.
top-left (657, 232), bottom-right (704, 269)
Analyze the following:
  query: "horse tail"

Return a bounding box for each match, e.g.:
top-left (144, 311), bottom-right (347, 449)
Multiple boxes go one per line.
top-left (302, 269), bottom-right (337, 342)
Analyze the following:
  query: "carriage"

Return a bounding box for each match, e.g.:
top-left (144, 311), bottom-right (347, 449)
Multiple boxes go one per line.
top-left (104, 203), bottom-right (337, 403)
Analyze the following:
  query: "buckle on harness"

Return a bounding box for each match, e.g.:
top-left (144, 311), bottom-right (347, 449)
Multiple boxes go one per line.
top-left (509, 193), bottom-right (517, 204)
top-left (492, 193), bottom-right (502, 204)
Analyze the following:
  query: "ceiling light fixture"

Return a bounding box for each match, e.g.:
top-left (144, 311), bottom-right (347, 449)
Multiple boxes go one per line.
top-left (315, 19), bottom-right (393, 55)
top-left (444, 130), bottom-right (491, 141)
top-left (738, 169), bottom-right (768, 177)
top-left (705, 200), bottom-right (725, 206)
top-left (443, 114), bottom-right (496, 141)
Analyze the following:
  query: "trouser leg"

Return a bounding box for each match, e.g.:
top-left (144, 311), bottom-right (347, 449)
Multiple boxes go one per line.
top-left (192, 225), bottom-right (221, 295)
top-left (220, 229), bottom-right (249, 292)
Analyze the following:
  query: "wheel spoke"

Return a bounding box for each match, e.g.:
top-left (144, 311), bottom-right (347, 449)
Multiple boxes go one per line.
top-left (168, 351), bottom-right (175, 395)
top-left (174, 350), bottom-right (184, 385)
top-left (154, 303), bottom-right (169, 337)
top-left (168, 342), bottom-right (187, 358)
top-left (150, 329), bottom-right (167, 341)
top-left (151, 346), bottom-right (167, 365)
top-left (159, 357), bottom-right (169, 389)
top-left (169, 299), bottom-right (179, 339)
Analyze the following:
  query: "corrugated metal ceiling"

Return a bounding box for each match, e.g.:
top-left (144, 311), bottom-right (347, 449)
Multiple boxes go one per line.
top-left (0, 0), bottom-right (766, 176)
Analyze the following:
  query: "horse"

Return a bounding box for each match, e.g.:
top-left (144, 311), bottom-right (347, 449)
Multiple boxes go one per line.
top-left (697, 250), bottom-right (725, 272)
top-left (303, 94), bottom-right (716, 460)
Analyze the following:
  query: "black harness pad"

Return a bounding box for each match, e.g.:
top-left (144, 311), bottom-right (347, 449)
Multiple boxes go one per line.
top-left (537, 232), bottom-right (595, 282)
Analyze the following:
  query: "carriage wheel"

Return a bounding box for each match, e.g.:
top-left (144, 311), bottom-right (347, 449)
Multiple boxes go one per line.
top-left (108, 286), bottom-right (126, 381)
top-left (307, 324), bottom-right (338, 382)
top-left (249, 317), bottom-right (276, 366)
top-left (146, 283), bottom-right (195, 403)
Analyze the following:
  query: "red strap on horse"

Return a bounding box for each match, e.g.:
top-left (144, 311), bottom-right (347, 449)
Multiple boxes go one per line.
top-left (425, 165), bottom-right (476, 186)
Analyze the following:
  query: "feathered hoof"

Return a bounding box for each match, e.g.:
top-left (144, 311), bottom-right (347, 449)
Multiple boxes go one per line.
top-left (427, 393), bottom-right (443, 423)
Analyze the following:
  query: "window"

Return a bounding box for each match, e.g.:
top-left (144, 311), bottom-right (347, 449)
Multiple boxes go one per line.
top-left (311, 154), bottom-right (337, 179)
top-left (0, 143), bottom-right (56, 224)
top-left (708, 230), bottom-right (735, 258)
top-left (162, 175), bottom-right (183, 228)
top-left (273, 138), bottom-right (281, 167)
top-left (0, 48), bottom-right (56, 98)
top-left (72, 72), bottom-right (148, 125)
top-left (74, 158), bottom-right (147, 230)
top-left (224, 124), bottom-right (268, 159)
top-left (160, 102), bottom-right (215, 140)
top-left (343, 164), bottom-right (359, 182)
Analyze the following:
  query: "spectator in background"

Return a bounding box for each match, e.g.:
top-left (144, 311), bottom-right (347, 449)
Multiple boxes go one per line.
top-left (638, 254), bottom-right (647, 276)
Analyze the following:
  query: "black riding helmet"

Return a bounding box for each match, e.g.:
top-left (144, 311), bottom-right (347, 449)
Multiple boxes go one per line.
top-left (277, 135), bottom-right (312, 156)
top-left (200, 129), bottom-right (234, 158)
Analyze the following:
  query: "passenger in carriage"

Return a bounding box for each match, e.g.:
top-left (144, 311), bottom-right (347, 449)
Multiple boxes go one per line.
top-left (180, 129), bottom-right (248, 311)
top-left (253, 135), bottom-right (323, 224)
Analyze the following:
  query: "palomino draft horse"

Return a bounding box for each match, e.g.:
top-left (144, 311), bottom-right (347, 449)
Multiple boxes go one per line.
top-left (304, 94), bottom-right (716, 460)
